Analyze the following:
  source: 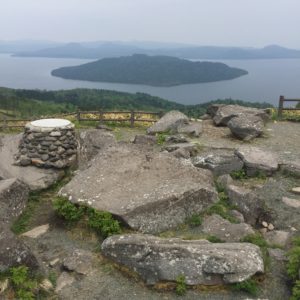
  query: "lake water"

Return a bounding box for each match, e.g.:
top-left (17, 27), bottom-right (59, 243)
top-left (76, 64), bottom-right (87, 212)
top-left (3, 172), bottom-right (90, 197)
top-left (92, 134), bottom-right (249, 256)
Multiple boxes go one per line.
top-left (0, 53), bottom-right (300, 106)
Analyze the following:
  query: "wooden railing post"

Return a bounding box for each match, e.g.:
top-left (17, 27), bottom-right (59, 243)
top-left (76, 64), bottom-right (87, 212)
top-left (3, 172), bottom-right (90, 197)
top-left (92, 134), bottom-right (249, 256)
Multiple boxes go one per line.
top-left (130, 110), bottom-right (135, 127)
top-left (76, 110), bottom-right (80, 122)
top-left (99, 109), bottom-right (104, 124)
top-left (278, 95), bottom-right (284, 119)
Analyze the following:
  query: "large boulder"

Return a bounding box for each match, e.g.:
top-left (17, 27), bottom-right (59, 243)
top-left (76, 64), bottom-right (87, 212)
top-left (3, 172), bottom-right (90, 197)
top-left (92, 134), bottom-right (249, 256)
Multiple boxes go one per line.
top-left (146, 111), bottom-right (189, 135)
top-left (235, 146), bottom-right (278, 176)
top-left (201, 214), bottom-right (255, 242)
top-left (0, 178), bottom-right (29, 225)
top-left (0, 226), bottom-right (39, 272)
top-left (60, 144), bottom-right (218, 233)
top-left (0, 135), bottom-right (64, 190)
top-left (101, 234), bottom-right (264, 285)
top-left (227, 115), bottom-right (264, 141)
top-left (192, 149), bottom-right (243, 176)
top-left (212, 105), bottom-right (269, 126)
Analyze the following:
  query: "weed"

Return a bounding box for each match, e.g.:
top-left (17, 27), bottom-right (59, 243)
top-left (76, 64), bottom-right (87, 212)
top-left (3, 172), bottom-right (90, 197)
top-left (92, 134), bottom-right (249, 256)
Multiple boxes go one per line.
top-left (175, 275), bottom-right (187, 296)
top-left (87, 208), bottom-right (121, 238)
top-left (230, 169), bottom-right (247, 180)
top-left (156, 133), bottom-right (167, 145)
top-left (206, 235), bottom-right (224, 243)
top-left (291, 280), bottom-right (300, 300)
top-left (231, 278), bottom-right (258, 296)
top-left (48, 271), bottom-right (57, 288)
top-left (186, 214), bottom-right (202, 227)
top-left (53, 196), bottom-right (85, 223)
top-left (287, 237), bottom-right (300, 280)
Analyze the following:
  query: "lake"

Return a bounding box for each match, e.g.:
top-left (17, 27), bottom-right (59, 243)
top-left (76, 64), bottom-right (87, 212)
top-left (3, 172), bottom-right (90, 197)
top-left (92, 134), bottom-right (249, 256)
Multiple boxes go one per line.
top-left (0, 53), bottom-right (300, 106)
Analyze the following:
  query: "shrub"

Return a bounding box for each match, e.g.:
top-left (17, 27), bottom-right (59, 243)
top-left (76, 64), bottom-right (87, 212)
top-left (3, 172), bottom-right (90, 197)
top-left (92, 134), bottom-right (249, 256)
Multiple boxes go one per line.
top-left (291, 280), bottom-right (300, 300)
top-left (230, 169), bottom-right (247, 180)
top-left (156, 133), bottom-right (167, 145)
top-left (175, 275), bottom-right (187, 296)
top-left (186, 214), bottom-right (202, 227)
top-left (87, 208), bottom-right (121, 238)
top-left (206, 235), bottom-right (223, 243)
top-left (53, 196), bottom-right (85, 223)
top-left (231, 278), bottom-right (258, 296)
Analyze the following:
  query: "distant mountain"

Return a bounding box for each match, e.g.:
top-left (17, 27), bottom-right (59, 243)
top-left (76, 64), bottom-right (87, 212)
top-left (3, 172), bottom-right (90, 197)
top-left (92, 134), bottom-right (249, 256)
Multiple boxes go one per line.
top-left (13, 42), bottom-right (300, 59)
top-left (51, 54), bottom-right (248, 86)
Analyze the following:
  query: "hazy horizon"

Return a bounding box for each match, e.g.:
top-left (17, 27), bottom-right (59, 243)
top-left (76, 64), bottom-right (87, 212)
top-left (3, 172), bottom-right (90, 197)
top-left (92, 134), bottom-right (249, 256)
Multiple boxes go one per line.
top-left (1, 0), bottom-right (299, 49)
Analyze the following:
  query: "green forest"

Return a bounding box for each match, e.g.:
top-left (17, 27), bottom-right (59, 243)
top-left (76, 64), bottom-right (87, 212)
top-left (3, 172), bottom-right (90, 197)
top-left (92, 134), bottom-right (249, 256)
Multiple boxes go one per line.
top-left (0, 87), bottom-right (272, 119)
top-left (51, 54), bottom-right (248, 86)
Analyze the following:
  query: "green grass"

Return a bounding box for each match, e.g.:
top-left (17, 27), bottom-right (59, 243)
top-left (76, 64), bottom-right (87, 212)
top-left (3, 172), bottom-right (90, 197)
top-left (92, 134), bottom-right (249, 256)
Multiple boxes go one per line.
top-left (156, 133), bottom-right (168, 145)
top-left (175, 275), bottom-right (187, 296)
top-left (231, 278), bottom-right (259, 296)
top-left (230, 169), bottom-right (248, 180)
top-left (287, 237), bottom-right (300, 280)
top-left (186, 214), bottom-right (202, 227)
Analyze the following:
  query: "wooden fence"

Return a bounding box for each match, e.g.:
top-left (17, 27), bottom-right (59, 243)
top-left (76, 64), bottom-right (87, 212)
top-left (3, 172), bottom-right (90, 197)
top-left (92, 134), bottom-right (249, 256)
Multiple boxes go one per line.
top-left (0, 110), bottom-right (163, 130)
top-left (278, 95), bottom-right (300, 118)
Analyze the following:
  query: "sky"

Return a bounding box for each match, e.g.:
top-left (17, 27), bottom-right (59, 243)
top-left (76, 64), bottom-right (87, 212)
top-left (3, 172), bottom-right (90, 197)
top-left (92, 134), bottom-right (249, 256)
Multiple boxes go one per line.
top-left (1, 0), bottom-right (300, 48)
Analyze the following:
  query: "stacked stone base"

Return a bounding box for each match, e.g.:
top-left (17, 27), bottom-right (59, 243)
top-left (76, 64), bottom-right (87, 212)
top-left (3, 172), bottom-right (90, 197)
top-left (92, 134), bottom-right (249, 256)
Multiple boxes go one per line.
top-left (15, 120), bottom-right (77, 169)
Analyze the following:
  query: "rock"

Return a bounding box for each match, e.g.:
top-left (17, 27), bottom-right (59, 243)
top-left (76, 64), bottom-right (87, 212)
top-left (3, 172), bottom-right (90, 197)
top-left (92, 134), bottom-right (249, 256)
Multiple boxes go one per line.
top-left (147, 110), bottom-right (189, 135)
top-left (212, 105), bottom-right (269, 126)
top-left (200, 113), bottom-right (212, 120)
top-left (165, 135), bottom-right (188, 144)
top-left (268, 223), bottom-right (275, 231)
top-left (262, 221), bottom-right (268, 228)
top-left (63, 249), bottom-right (94, 275)
top-left (60, 144), bottom-right (218, 234)
top-left (40, 279), bottom-right (54, 292)
top-left (291, 187), bottom-right (300, 195)
top-left (0, 178), bottom-right (29, 224)
top-left (96, 124), bottom-right (113, 131)
top-left (55, 272), bottom-right (75, 293)
top-left (192, 149), bottom-right (243, 176)
top-left (268, 248), bottom-right (288, 262)
top-left (0, 135), bottom-right (63, 190)
top-left (19, 156), bottom-right (31, 166)
top-left (101, 234), bottom-right (264, 285)
top-left (201, 214), bottom-right (255, 242)
top-left (77, 129), bottom-right (117, 169)
top-left (263, 230), bottom-right (291, 247)
top-left (227, 115), bottom-right (264, 141)
top-left (235, 146), bottom-right (278, 176)
top-left (207, 104), bottom-right (225, 117)
top-left (163, 143), bottom-right (198, 156)
top-left (49, 258), bottom-right (60, 267)
top-left (282, 197), bottom-right (300, 208)
top-left (0, 226), bottom-right (39, 272)
top-left (177, 122), bottom-right (203, 137)
top-left (280, 161), bottom-right (300, 178)
top-left (172, 148), bottom-right (190, 159)
top-left (229, 210), bottom-right (245, 223)
top-left (260, 228), bottom-right (268, 234)
top-left (0, 278), bottom-right (8, 294)
top-left (227, 184), bottom-right (268, 226)
top-left (22, 224), bottom-right (49, 238)
top-left (133, 134), bottom-right (157, 145)
top-left (216, 174), bottom-right (234, 191)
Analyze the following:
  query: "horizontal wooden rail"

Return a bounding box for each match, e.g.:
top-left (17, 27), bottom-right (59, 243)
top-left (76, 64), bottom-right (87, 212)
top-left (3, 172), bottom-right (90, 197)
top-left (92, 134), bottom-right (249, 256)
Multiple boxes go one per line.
top-left (278, 96), bottom-right (300, 118)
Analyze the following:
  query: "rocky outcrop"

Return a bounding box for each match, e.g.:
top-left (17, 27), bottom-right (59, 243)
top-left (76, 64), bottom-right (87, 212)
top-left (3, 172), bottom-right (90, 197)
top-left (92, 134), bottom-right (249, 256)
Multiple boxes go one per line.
top-left (60, 144), bottom-right (218, 233)
top-left (227, 115), bottom-right (264, 141)
top-left (177, 122), bottom-right (202, 137)
top-left (0, 134), bottom-right (64, 190)
top-left (132, 134), bottom-right (157, 146)
top-left (201, 214), bottom-right (255, 242)
top-left (192, 149), bottom-right (243, 176)
top-left (235, 146), bottom-right (278, 176)
top-left (101, 234), bottom-right (264, 285)
top-left (211, 105), bottom-right (269, 126)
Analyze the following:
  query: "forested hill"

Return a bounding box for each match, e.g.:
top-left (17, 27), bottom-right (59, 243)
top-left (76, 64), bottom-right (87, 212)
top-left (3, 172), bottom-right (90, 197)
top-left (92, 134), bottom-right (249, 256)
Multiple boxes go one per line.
top-left (51, 54), bottom-right (248, 86)
top-left (0, 87), bottom-right (271, 119)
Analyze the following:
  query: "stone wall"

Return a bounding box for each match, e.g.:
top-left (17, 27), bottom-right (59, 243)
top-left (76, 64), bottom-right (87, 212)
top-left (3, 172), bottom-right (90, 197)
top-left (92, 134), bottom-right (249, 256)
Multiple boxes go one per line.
top-left (15, 119), bottom-right (77, 169)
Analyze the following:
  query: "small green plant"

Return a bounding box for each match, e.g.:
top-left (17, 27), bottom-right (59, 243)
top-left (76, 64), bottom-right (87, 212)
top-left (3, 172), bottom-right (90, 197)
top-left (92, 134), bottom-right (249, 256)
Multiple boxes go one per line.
top-left (48, 271), bottom-right (57, 288)
top-left (186, 214), bottom-right (202, 227)
top-left (156, 133), bottom-right (167, 145)
top-left (231, 278), bottom-right (258, 296)
top-left (291, 280), bottom-right (300, 300)
top-left (53, 196), bottom-right (85, 223)
top-left (287, 238), bottom-right (300, 280)
top-left (206, 235), bottom-right (223, 243)
top-left (87, 208), bottom-right (121, 238)
top-left (230, 169), bottom-right (247, 180)
top-left (175, 274), bottom-right (187, 296)
top-left (10, 266), bottom-right (38, 300)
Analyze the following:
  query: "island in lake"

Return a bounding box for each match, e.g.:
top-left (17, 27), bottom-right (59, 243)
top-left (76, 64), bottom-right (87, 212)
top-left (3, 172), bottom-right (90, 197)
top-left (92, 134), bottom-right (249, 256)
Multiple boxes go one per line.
top-left (51, 54), bottom-right (248, 87)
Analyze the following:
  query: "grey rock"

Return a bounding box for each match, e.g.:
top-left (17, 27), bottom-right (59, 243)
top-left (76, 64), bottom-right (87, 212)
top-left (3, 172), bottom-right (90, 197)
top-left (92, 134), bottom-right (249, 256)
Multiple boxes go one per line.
top-left (200, 113), bottom-right (212, 120)
top-left (263, 230), bottom-right (291, 247)
top-left (50, 131), bottom-right (62, 137)
top-left (0, 178), bottom-right (29, 224)
top-left (227, 184), bottom-right (269, 226)
top-left (213, 105), bottom-right (269, 126)
top-left (55, 272), bottom-right (75, 293)
top-left (41, 154), bottom-right (49, 161)
top-left (282, 197), bottom-right (300, 208)
top-left (101, 234), bottom-right (264, 285)
top-left (0, 135), bottom-right (63, 190)
top-left (267, 248), bottom-right (288, 262)
top-left (61, 144), bottom-right (217, 233)
top-left (165, 135), bottom-right (188, 144)
top-left (147, 110), bottom-right (189, 135)
top-left (235, 146), bottom-right (278, 176)
top-left (207, 104), bottom-right (225, 117)
top-left (19, 156), bottom-right (31, 166)
top-left (133, 134), bottom-right (157, 145)
top-left (227, 115), bottom-right (264, 141)
top-left (292, 187), bottom-right (300, 195)
top-left (216, 174), bottom-right (234, 191)
top-left (177, 122), bottom-right (203, 137)
top-left (201, 214), bottom-right (255, 242)
top-left (163, 143), bottom-right (198, 156)
top-left (192, 149), bottom-right (243, 176)
top-left (229, 210), bottom-right (245, 223)
top-left (22, 224), bottom-right (49, 239)
top-left (280, 161), bottom-right (300, 178)
top-left (0, 226), bottom-right (39, 272)
top-left (172, 147), bottom-right (190, 159)
top-left (63, 249), bottom-right (94, 275)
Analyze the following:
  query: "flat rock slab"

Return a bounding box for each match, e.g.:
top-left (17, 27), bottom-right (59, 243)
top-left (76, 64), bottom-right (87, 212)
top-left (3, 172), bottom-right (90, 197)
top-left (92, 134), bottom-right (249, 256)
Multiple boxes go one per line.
top-left (0, 135), bottom-right (64, 190)
top-left (192, 149), bottom-right (243, 176)
top-left (61, 144), bottom-right (217, 233)
top-left (263, 230), bottom-right (291, 248)
top-left (101, 234), bottom-right (264, 285)
top-left (235, 146), bottom-right (278, 176)
top-left (282, 197), bottom-right (300, 208)
top-left (291, 187), bottom-right (300, 195)
top-left (22, 224), bottom-right (49, 239)
top-left (201, 214), bottom-right (255, 242)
